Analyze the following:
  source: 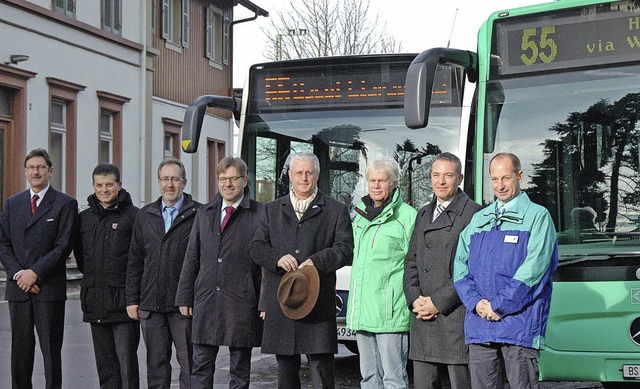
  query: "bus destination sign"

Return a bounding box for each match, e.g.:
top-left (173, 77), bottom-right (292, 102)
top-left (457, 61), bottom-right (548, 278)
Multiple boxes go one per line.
top-left (249, 60), bottom-right (453, 113)
top-left (494, 2), bottom-right (640, 76)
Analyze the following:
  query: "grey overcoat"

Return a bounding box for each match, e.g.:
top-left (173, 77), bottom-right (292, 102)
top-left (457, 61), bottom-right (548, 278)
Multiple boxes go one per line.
top-left (404, 189), bottom-right (481, 364)
top-left (250, 191), bottom-right (353, 355)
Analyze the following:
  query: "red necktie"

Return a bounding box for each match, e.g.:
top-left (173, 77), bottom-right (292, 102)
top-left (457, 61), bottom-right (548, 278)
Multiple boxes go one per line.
top-left (220, 206), bottom-right (234, 231)
top-left (31, 194), bottom-right (39, 215)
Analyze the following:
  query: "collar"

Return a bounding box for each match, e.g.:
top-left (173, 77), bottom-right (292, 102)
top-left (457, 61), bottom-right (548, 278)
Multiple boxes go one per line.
top-left (162, 194), bottom-right (184, 213)
top-left (30, 184), bottom-right (50, 199)
top-left (222, 195), bottom-right (244, 212)
top-left (290, 187), bottom-right (318, 203)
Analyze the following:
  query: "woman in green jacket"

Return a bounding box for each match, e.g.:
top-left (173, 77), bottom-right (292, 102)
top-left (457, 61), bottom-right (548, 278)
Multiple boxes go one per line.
top-left (346, 157), bottom-right (417, 389)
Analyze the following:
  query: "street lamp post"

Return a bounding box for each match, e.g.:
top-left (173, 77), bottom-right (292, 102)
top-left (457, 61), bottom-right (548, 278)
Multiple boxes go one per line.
top-left (275, 28), bottom-right (308, 61)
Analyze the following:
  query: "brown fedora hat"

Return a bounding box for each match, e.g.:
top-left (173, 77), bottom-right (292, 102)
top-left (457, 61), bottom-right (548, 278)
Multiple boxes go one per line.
top-left (277, 266), bottom-right (320, 320)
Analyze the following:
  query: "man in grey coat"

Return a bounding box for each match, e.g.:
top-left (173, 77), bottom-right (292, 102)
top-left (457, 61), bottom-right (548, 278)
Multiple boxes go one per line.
top-left (404, 152), bottom-right (482, 389)
top-left (250, 152), bottom-right (353, 389)
top-left (176, 157), bottom-right (263, 389)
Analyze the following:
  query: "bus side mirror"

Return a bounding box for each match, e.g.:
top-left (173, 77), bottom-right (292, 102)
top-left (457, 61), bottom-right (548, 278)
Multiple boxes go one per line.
top-left (404, 48), bottom-right (478, 129)
top-left (182, 95), bottom-right (239, 153)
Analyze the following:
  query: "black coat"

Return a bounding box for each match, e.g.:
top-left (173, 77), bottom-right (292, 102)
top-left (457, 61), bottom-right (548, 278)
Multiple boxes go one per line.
top-left (0, 187), bottom-right (77, 302)
top-left (404, 189), bottom-right (481, 364)
top-left (75, 189), bottom-right (138, 323)
top-left (126, 193), bottom-right (200, 313)
top-left (250, 191), bottom-right (353, 355)
top-left (175, 188), bottom-right (263, 347)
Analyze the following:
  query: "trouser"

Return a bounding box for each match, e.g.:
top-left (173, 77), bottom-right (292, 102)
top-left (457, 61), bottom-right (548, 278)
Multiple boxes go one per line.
top-left (276, 353), bottom-right (335, 389)
top-left (355, 331), bottom-right (409, 389)
top-left (90, 321), bottom-right (141, 389)
top-left (412, 360), bottom-right (471, 389)
top-left (140, 310), bottom-right (193, 389)
top-left (190, 343), bottom-right (252, 389)
top-left (468, 343), bottom-right (539, 389)
top-left (9, 299), bottom-right (65, 389)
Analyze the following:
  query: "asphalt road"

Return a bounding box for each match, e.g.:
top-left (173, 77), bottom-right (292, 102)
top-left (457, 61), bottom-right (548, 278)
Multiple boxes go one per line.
top-left (0, 294), bottom-right (604, 388)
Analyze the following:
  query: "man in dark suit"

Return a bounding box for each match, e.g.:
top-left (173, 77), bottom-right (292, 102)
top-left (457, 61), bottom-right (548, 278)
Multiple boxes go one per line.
top-left (176, 157), bottom-right (263, 389)
top-left (0, 148), bottom-right (78, 389)
top-left (404, 152), bottom-right (481, 389)
top-left (126, 157), bottom-right (200, 389)
top-left (250, 152), bottom-right (353, 389)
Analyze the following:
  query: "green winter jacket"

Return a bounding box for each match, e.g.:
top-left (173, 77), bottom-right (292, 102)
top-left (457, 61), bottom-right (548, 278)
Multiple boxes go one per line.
top-left (346, 189), bottom-right (417, 333)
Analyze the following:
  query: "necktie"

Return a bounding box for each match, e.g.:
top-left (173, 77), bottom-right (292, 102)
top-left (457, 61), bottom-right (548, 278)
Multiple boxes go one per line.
top-left (164, 206), bottom-right (175, 233)
top-left (433, 203), bottom-right (445, 221)
top-left (31, 194), bottom-right (39, 215)
top-left (497, 205), bottom-right (505, 219)
top-left (220, 206), bottom-right (234, 232)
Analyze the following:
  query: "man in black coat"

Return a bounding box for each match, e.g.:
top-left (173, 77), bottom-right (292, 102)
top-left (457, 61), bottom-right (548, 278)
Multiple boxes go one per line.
top-left (250, 152), bottom-right (353, 389)
top-left (0, 148), bottom-right (78, 389)
top-left (176, 157), bottom-right (263, 389)
top-left (126, 157), bottom-right (201, 389)
top-left (74, 163), bottom-right (140, 389)
top-left (404, 152), bottom-right (482, 389)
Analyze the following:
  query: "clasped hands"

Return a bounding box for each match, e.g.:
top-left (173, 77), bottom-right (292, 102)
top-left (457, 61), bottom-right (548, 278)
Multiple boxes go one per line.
top-left (16, 269), bottom-right (40, 294)
top-left (476, 298), bottom-right (502, 321)
top-left (412, 295), bottom-right (438, 321)
top-left (277, 254), bottom-right (313, 272)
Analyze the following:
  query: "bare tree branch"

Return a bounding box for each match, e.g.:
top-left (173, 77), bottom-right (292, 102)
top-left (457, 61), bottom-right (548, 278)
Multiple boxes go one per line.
top-left (263, 0), bottom-right (403, 61)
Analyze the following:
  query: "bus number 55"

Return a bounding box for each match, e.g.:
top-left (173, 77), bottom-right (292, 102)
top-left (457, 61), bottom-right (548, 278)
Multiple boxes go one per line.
top-left (521, 26), bottom-right (558, 66)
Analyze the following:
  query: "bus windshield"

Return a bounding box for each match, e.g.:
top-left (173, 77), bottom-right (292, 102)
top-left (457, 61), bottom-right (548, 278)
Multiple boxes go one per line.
top-left (483, 2), bottom-right (640, 259)
top-left (240, 55), bottom-right (466, 211)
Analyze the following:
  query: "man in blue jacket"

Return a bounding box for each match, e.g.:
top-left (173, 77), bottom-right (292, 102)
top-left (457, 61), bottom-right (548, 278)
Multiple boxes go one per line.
top-left (453, 152), bottom-right (558, 389)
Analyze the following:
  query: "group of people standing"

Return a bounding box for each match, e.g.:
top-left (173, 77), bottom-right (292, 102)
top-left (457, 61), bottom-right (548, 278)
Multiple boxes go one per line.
top-left (346, 151), bottom-right (558, 389)
top-left (0, 147), bottom-right (557, 389)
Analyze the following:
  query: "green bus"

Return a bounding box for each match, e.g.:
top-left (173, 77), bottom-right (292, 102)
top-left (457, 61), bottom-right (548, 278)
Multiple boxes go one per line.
top-left (404, 0), bottom-right (640, 386)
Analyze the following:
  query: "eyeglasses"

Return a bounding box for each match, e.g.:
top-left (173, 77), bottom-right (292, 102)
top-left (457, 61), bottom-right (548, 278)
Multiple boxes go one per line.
top-left (291, 170), bottom-right (316, 178)
top-left (25, 165), bottom-right (50, 172)
top-left (158, 177), bottom-right (184, 184)
top-left (217, 176), bottom-right (244, 183)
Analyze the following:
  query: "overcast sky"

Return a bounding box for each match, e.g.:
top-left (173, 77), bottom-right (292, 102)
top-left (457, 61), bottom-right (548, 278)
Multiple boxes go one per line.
top-left (232, 0), bottom-right (549, 87)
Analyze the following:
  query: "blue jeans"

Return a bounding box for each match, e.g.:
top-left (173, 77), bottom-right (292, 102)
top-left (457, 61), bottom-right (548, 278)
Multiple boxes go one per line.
top-left (356, 331), bottom-right (409, 389)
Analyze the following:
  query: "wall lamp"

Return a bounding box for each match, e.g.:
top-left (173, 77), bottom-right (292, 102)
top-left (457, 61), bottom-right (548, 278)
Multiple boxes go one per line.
top-left (4, 54), bottom-right (30, 65)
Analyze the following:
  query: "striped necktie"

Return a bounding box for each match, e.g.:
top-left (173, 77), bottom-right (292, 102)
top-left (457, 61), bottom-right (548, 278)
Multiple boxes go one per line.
top-left (433, 203), bottom-right (445, 221)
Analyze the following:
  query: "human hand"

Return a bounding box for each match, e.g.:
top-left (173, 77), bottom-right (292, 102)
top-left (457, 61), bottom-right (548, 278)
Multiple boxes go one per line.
top-left (16, 269), bottom-right (38, 292)
top-left (475, 299), bottom-right (501, 321)
top-left (277, 254), bottom-right (299, 272)
top-left (298, 258), bottom-right (314, 269)
top-left (412, 295), bottom-right (438, 320)
top-left (260, 311), bottom-right (266, 320)
top-left (179, 306), bottom-right (192, 317)
top-left (126, 305), bottom-right (140, 321)
top-left (28, 284), bottom-right (40, 294)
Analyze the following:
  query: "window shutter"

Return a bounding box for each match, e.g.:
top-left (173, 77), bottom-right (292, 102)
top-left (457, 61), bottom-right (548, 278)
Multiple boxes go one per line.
top-left (161, 0), bottom-right (170, 40)
top-left (222, 9), bottom-right (230, 65)
top-left (181, 0), bottom-right (190, 48)
top-left (205, 7), bottom-right (213, 59)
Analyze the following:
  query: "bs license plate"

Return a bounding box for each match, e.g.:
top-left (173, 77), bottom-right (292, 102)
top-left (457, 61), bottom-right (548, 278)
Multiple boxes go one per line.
top-left (336, 325), bottom-right (356, 340)
top-left (622, 364), bottom-right (640, 379)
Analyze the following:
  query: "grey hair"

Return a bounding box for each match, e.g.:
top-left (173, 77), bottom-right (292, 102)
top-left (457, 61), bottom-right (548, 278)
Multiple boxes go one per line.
top-left (431, 152), bottom-right (462, 176)
top-left (289, 152), bottom-right (320, 172)
top-left (366, 156), bottom-right (400, 187)
top-left (157, 157), bottom-right (186, 179)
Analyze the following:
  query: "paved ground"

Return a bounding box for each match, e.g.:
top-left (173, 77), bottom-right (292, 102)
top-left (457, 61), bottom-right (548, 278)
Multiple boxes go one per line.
top-left (0, 293), bottom-right (606, 388)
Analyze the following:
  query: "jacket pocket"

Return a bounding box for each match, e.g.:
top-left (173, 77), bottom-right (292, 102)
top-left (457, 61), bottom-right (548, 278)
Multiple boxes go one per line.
top-left (105, 280), bottom-right (126, 313)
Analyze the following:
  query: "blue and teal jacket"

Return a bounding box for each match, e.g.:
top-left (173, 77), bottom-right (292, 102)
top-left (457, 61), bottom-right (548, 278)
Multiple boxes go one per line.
top-left (453, 192), bottom-right (558, 349)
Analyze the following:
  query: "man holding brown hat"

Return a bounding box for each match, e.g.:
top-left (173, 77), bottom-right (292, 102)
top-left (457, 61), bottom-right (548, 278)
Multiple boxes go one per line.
top-left (251, 152), bottom-right (353, 389)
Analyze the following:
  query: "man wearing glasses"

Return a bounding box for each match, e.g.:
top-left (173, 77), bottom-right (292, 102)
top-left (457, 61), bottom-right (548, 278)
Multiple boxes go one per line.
top-left (176, 157), bottom-right (264, 389)
top-left (126, 157), bottom-right (201, 389)
top-left (0, 148), bottom-right (78, 389)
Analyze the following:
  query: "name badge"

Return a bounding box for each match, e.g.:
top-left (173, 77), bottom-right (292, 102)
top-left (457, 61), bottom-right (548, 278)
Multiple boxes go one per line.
top-left (504, 235), bottom-right (518, 244)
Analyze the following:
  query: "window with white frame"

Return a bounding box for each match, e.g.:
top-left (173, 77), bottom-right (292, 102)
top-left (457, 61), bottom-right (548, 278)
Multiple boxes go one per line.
top-left (206, 5), bottom-right (230, 65)
top-left (99, 110), bottom-right (114, 164)
top-left (102, 0), bottom-right (122, 35)
top-left (50, 99), bottom-right (67, 190)
top-left (53, 0), bottom-right (75, 18)
top-left (162, 0), bottom-right (189, 47)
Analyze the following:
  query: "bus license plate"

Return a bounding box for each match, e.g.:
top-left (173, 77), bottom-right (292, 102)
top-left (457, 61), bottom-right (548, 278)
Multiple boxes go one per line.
top-left (623, 364), bottom-right (640, 379)
top-left (337, 325), bottom-right (356, 340)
